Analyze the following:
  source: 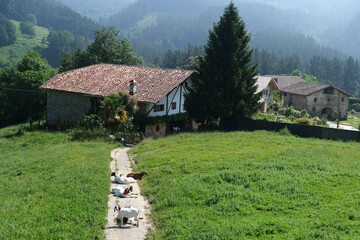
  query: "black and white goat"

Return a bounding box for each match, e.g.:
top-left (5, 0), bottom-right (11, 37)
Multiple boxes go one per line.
top-left (111, 172), bottom-right (137, 184)
top-left (111, 186), bottom-right (137, 198)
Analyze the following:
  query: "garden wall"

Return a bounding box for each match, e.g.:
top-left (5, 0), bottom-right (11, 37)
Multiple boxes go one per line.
top-left (233, 120), bottom-right (360, 142)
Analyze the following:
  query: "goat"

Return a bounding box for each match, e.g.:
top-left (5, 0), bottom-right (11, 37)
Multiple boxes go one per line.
top-left (111, 186), bottom-right (137, 198)
top-left (114, 205), bottom-right (142, 228)
top-left (111, 172), bottom-right (137, 184)
top-left (126, 171), bottom-right (148, 180)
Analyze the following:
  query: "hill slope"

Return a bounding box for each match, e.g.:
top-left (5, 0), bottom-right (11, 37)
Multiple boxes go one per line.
top-left (0, 20), bottom-right (49, 67)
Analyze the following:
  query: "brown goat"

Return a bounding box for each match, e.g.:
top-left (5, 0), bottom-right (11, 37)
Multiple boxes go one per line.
top-left (126, 171), bottom-right (148, 180)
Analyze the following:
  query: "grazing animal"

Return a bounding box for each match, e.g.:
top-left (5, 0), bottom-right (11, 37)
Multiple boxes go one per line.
top-left (126, 171), bottom-right (148, 180)
top-left (111, 186), bottom-right (136, 198)
top-left (111, 172), bottom-right (137, 184)
top-left (114, 205), bottom-right (142, 228)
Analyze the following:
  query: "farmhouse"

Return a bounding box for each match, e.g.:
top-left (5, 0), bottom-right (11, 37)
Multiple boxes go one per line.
top-left (40, 64), bottom-right (194, 136)
top-left (265, 75), bottom-right (351, 120)
top-left (281, 82), bottom-right (351, 120)
top-left (255, 76), bottom-right (279, 112)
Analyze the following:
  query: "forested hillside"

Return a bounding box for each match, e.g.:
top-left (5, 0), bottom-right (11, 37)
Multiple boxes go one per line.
top-left (56, 0), bottom-right (135, 22)
top-left (105, 0), bottom-right (347, 65)
top-left (0, 0), bottom-right (99, 37)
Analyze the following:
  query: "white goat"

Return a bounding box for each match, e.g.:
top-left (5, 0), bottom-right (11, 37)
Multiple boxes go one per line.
top-left (111, 186), bottom-right (137, 198)
top-left (114, 205), bottom-right (142, 227)
top-left (111, 172), bottom-right (137, 184)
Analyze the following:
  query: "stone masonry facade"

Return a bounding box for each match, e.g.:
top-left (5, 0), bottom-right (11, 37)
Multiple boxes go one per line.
top-left (283, 88), bottom-right (349, 120)
top-left (46, 90), bottom-right (92, 126)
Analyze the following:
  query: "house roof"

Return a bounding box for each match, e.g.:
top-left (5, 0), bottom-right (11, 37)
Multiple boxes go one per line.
top-left (265, 75), bottom-right (305, 90)
top-left (281, 82), bottom-right (352, 96)
top-left (40, 64), bottom-right (194, 103)
top-left (255, 76), bottom-right (279, 94)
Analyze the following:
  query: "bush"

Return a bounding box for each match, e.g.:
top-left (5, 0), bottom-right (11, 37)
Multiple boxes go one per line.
top-left (279, 126), bottom-right (291, 136)
top-left (300, 109), bottom-right (310, 118)
top-left (295, 117), bottom-right (312, 125)
top-left (83, 114), bottom-right (105, 129)
top-left (350, 109), bottom-right (357, 114)
top-left (20, 21), bottom-right (35, 36)
top-left (68, 127), bottom-right (113, 142)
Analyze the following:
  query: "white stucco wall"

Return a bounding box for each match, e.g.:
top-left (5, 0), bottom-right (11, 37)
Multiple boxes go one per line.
top-left (147, 83), bottom-right (187, 117)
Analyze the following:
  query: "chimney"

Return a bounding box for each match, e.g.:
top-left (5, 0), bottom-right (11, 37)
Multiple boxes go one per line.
top-left (129, 80), bottom-right (136, 95)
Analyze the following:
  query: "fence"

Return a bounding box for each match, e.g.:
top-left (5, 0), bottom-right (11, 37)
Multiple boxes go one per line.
top-left (233, 120), bottom-right (360, 142)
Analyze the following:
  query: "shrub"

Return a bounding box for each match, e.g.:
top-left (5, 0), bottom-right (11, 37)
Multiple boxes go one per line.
top-left (279, 126), bottom-right (291, 136)
top-left (300, 109), bottom-right (310, 118)
top-left (68, 127), bottom-right (113, 142)
top-left (350, 109), bottom-right (357, 114)
top-left (83, 114), bottom-right (105, 129)
top-left (295, 117), bottom-right (312, 125)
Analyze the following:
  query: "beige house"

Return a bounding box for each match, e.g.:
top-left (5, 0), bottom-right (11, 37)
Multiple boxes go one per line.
top-left (281, 82), bottom-right (351, 120)
top-left (255, 76), bottom-right (279, 112)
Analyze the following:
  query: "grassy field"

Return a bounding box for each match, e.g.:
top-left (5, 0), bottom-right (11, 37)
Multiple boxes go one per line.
top-left (0, 125), bottom-right (118, 239)
top-left (0, 20), bottom-right (49, 67)
top-left (130, 131), bottom-right (360, 239)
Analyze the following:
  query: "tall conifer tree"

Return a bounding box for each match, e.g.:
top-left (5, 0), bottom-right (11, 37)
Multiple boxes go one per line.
top-left (184, 2), bottom-right (261, 129)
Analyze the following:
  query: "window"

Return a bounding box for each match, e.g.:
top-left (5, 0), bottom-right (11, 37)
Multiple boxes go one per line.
top-left (171, 102), bottom-right (177, 110)
top-left (154, 104), bottom-right (164, 112)
top-left (313, 107), bottom-right (315, 111)
top-left (324, 88), bottom-right (334, 94)
top-left (341, 97), bottom-right (344, 102)
top-left (314, 98), bottom-right (317, 103)
top-left (283, 93), bottom-right (287, 96)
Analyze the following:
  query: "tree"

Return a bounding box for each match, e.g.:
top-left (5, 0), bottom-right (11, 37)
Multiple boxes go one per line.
top-left (0, 51), bottom-right (57, 127)
top-left (343, 57), bottom-right (360, 95)
top-left (60, 27), bottom-right (142, 72)
top-left (98, 91), bottom-right (137, 132)
top-left (184, 2), bottom-right (261, 129)
top-left (0, 13), bottom-right (16, 46)
top-left (291, 70), bottom-right (318, 83)
top-left (20, 21), bottom-right (35, 36)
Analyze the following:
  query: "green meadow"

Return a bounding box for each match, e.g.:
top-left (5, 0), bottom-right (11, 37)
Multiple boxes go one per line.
top-left (0, 125), bottom-right (117, 239)
top-left (130, 131), bottom-right (360, 239)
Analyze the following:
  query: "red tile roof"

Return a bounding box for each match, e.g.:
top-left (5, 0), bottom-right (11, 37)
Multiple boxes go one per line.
top-left (41, 64), bottom-right (194, 103)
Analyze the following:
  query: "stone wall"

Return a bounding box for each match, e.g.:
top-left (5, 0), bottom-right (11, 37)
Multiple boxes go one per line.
top-left (46, 90), bottom-right (92, 126)
top-left (283, 89), bottom-right (349, 120)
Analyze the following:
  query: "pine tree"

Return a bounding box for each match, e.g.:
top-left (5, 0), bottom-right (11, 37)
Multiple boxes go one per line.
top-left (184, 2), bottom-right (261, 129)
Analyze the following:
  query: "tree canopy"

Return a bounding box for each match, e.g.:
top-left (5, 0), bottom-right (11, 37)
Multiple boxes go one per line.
top-left (184, 2), bottom-right (261, 129)
top-left (60, 27), bottom-right (142, 72)
top-left (0, 51), bottom-right (57, 127)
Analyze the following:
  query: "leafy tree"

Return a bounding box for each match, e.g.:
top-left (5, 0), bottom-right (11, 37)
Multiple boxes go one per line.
top-left (20, 21), bottom-right (35, 36)
top-left (60, 27), bottom-right (142, 72)
top-left (25, 14), bottom-right (37, 25)
top-left (291, 70), bottom-right (318, 83)
top-left (0, 13), bottom-right (16, 46)
top-left (184, 2), bottom-right (261, 129)
top-left (0, 51), bottom-right (57, 127)
top-left (43, 30), bottom-right (91, 67)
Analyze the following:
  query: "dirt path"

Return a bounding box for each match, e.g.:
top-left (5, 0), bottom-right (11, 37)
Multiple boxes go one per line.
top-left (105, 148), bottom-right (152, 240)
